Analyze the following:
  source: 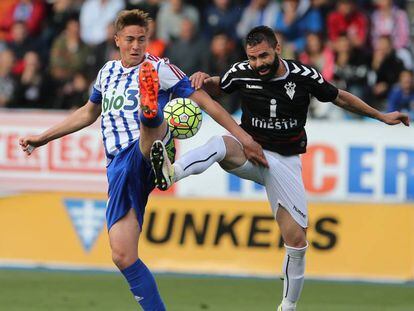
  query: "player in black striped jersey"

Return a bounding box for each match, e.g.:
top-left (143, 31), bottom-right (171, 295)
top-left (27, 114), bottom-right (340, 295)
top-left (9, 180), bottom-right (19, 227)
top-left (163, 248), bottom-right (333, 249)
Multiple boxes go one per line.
top-left (219, 56), bottom-right (338, 156)
top-left (150, 26), bottom-right (409, 310)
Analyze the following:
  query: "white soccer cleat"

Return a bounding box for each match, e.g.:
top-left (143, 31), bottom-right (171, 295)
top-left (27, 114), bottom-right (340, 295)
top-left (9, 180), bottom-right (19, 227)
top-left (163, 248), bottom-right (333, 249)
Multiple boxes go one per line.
top-left (150, 140), bottom-right (174, 191)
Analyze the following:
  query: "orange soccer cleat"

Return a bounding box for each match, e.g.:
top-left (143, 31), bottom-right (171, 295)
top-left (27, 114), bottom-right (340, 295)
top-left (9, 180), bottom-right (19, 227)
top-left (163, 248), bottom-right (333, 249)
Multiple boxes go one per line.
top-left (139, 61), bottom-right (159, 118)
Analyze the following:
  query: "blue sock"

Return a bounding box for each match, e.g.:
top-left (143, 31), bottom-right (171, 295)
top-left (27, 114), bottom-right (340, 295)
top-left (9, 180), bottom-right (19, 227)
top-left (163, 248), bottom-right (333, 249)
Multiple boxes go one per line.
top-left (121, 259), bottom-right (166, 310)
top-left (139, 106), bottom-right (164, 128)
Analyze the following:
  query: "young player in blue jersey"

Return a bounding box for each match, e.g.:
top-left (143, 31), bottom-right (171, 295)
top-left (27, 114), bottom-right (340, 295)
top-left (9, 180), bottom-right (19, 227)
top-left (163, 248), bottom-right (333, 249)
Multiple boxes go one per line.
top-left (19, 10), bottom-right (267, 310)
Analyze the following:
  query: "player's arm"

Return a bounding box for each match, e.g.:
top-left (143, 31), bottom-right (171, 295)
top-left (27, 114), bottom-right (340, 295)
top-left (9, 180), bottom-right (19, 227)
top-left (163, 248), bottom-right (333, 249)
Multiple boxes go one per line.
top-left (189, 89), bottom-right (268, 167)
top-left (19, 101), bottom-right (102, 155)
top-left (333, 89), bottom-right (410, 126)
top-left (190, 72), bottom-right (222, 97)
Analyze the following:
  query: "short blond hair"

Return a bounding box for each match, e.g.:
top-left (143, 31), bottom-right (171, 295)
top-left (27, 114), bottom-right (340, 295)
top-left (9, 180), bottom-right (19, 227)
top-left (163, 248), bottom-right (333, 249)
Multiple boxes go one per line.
top-left (114, 9), bottom-right (151, 33)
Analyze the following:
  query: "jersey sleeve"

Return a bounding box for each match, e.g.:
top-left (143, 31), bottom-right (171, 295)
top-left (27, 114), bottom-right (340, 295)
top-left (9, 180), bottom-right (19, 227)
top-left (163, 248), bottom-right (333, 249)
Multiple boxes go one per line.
top-left (157, 59), bottom-right (195, 98)
top-left (89, 67), bottom-right (104, 104)
top-left (219, 63), bottom-right (239, 94)
top-left (305, 66), bottom-right (339, 102)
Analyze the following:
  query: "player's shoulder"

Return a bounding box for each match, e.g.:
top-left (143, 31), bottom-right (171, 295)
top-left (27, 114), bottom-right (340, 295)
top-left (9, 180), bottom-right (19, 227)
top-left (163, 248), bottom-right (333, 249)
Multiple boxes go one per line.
top-left (146, 54), bottom-right (187, 81)
top-left (98, 60), bottom-right (119, 73)
top-left (284, 59), bottom-right (324, 84)
top-left (222, 60), bottom-right (255, 81)
top-left (228, 60), bottom-right (253, 74)
top-left (146, 54), bottom-right (175, 70)
top-left (95, 60), bottom-right (119, 85)
top-left (146, 53), bottom-right (163, 62)
top-left (146, 53), bottom-right (169, 67)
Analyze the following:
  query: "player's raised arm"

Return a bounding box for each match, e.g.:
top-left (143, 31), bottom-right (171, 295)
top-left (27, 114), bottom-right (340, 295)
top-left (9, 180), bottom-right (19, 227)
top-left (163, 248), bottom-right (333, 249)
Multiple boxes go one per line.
top-left (189, 89), bottom-right (268, 167)
top-left (19, 101), bottom-right (101, 155)
top-left (333, 89), bottom-right (410, 126)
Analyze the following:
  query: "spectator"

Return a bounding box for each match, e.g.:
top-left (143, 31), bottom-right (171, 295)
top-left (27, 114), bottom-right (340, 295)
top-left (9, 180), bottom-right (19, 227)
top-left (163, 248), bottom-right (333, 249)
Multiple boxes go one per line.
top-left (327, 0), bottom-right (368, 48)
top-left (237, 0), bottom-right (280, 40)
top-left (202, 31), bottom-right (241, 113)
top-left (369, 35), bottom-right (405, 110)
top-left (274, 0), bottom-right (322, 53)
top-left (387, 70), bottom-right (414, 119)
top-left (311, 0), bottom-right (335, 29)
top-left (49, 17), bottom-right (92, 84)
top-left (299, 32), bottom-right (334, 81)
top-left (371, 0), bottom-right (410, 50)
top-left (156, 0), bottom-right (199, 43)
top-left (94, 23), bottom-right (120, 70)
top-left (43, 0), bottom-right (81, 47)
top-left (203, 0), bottom-right (241, 40)
top-left (275, 31), bottom-right (295, 60)
top-left (373, 2), bottom-right (414, 73)
top-left (125, 0), bottom-right (161, 19)
top-left (0, 0), bottom-right (46, 39)
top-left (79, 0), bottom-right (125, 46)
top-left (58, 72), bottom-right (90, 110)
top-left (0, 49), bottom-right (16, 107)
top-left (333, 34), bottom-right (370, 102)
top-left (9, 51), bottom-right (51, 109)
top-left (0, 0), bottom-right (19, 40)
top-left (165, 18), bottom-right (208, 76)
top-left (7, 21), bottom-right (40, 75)
top-left (146, 20), bottom-right (166, 57)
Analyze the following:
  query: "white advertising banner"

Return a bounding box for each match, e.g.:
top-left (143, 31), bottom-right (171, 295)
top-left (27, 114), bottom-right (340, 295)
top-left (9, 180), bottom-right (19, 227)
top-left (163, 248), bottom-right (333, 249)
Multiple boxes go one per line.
top-left (177, 116), bottom-right (414, 203)
top-left (0, 110), bottom-right (413, 202)
top-left (0, 110), bottom-right (107, 193)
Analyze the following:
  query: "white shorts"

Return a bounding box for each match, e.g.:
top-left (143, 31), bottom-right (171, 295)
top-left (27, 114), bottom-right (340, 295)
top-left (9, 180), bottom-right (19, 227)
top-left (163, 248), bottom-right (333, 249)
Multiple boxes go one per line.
top-left (225, 141), bottom-right (308, 228)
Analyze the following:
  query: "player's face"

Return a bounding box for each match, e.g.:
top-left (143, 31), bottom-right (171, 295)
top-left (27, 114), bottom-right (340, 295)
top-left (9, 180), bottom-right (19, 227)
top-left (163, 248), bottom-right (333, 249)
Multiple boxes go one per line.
top-left (115, 25), bottom-right (148, 67)
top-left (246, 41), bottom-right (280, 81)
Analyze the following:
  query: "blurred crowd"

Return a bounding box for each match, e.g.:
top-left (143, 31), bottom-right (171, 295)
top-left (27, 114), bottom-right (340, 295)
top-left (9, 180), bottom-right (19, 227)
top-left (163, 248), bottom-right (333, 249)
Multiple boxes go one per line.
top-left (0, 0), bottom-right (413, 120)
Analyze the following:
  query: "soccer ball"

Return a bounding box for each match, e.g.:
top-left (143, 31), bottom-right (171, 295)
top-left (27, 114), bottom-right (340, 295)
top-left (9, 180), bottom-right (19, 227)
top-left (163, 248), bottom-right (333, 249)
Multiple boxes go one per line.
top-left (163, 98), bottom-right (203, 139)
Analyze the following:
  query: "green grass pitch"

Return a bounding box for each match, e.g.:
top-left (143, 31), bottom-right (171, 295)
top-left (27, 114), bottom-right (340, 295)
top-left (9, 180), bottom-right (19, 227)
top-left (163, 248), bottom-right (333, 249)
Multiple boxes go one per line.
top-left (0, 269), bottom-right (413, 310)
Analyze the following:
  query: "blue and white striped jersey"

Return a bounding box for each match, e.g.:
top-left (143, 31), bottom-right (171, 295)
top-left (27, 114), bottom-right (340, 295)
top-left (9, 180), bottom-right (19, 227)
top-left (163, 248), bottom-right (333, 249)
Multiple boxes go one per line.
top-left (89, 53), bottom-right (195, 163)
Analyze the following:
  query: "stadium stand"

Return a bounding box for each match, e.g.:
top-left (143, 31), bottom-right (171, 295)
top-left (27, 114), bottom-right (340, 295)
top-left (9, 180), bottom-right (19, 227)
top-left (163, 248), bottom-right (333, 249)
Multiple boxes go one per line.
top-left (0, 0), bottom-right (412, 117)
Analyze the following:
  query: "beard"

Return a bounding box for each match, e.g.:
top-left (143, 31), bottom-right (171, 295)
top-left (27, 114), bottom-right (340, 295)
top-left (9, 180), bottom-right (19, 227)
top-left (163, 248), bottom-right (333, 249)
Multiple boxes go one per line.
top-left (253, 54), bottom-right (280, 81)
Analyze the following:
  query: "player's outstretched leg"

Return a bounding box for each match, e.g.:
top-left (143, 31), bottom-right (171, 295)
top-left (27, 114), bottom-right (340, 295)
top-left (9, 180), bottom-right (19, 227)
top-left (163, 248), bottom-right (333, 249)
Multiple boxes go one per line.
top-left (150, 135), bottom-right (231, 190)
top-left (138, 61), bottom-right (169, 159)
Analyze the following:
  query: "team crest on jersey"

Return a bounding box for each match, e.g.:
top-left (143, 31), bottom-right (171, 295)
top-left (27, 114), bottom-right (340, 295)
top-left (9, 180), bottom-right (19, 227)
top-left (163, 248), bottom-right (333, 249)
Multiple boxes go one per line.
top-left (284, 82), bottom-right (296, 100)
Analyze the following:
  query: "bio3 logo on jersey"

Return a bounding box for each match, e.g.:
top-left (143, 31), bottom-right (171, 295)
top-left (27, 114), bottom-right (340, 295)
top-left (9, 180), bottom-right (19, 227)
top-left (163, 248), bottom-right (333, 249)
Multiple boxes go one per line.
top-left (102, 89), bottom-right (139, 113)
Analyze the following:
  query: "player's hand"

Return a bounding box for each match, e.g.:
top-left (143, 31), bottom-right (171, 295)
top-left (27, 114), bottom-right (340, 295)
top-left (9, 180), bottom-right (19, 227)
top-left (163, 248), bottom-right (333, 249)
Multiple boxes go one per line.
top-left (380, 111), bottom-right (410, 126)
top-left (19, 135), bottom-right (46, 156)
top-left (189, 71), bottom-right (211, 90)
top-left (241, 138), bottom-right (269, 168)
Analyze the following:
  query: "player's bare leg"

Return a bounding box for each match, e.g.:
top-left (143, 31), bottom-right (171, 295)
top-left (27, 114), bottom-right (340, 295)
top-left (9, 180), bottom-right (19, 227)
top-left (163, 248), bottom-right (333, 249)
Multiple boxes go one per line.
top-left (109, 208), bottom-right (140, 270)
top-left (138, 61), bottom-right (169, 159)
top-left (109, 208), bottom-right (165, 310)
top-left (276, 206), bottom-right (307, 311)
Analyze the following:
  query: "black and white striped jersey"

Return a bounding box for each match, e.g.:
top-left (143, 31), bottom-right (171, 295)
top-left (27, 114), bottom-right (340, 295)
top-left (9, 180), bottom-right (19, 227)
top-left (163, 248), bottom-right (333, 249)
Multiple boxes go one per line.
top-left (219, 59), bottom-right (339, 155)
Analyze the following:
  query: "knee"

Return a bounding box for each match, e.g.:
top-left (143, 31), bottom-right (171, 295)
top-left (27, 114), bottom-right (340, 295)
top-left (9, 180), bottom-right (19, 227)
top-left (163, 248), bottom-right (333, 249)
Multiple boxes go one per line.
top-left (220, 136), bottom-right (246, 170)
top-left (284, 231), bottom-right (307, 249)
top-left (112, 249), bottom-right (138, 270)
